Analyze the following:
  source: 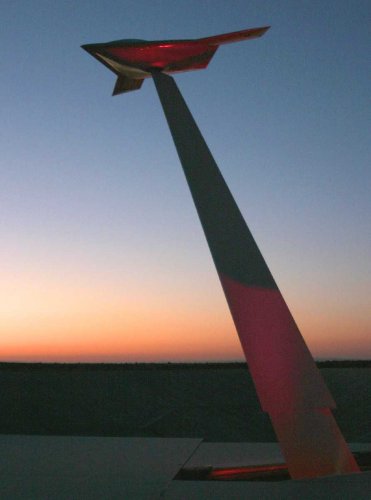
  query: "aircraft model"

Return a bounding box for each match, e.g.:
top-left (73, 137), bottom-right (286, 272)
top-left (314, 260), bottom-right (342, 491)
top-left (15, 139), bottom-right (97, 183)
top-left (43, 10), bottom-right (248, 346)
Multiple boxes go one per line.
top-left (82, 27), bottom-right (361, 480)
top-left (81, 26), bottom-right (269, 95)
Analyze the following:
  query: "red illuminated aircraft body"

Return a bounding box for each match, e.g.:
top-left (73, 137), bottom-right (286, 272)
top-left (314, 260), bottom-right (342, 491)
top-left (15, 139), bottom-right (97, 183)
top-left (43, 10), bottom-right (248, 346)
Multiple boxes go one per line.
top-left (81, 26), bottom-right (269, 95)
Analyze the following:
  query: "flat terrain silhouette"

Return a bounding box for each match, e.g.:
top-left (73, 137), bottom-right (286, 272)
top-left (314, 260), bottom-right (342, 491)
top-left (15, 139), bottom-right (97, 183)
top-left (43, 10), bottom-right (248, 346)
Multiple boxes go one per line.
top-left (1, 362), bottom-right (370, 442)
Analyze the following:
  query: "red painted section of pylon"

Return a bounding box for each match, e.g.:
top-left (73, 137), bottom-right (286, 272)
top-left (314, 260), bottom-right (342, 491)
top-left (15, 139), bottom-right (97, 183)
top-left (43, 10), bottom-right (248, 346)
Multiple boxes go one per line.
top-left (219, 273), bottom-right (360, 477)
top-left (272, 408), bottom-right (360, 477)
top-left (219, 273), bottom-right (335, 414)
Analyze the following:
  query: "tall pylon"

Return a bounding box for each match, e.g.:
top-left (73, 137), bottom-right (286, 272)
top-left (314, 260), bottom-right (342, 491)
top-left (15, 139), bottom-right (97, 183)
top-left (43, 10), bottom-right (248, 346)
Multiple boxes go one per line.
top-left (153, 71), bottom-right (359, 479)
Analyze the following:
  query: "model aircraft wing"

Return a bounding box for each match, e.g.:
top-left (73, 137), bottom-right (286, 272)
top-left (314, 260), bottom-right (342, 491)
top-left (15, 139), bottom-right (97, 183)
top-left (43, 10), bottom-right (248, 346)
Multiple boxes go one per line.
top-left (201, 26), bottom-right (270, 46)
top-left (112, 76), bottom-right (144, 95)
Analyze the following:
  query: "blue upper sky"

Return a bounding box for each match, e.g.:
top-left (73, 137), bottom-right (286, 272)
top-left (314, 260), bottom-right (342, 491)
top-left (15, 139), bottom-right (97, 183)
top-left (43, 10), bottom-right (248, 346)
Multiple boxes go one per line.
top-left (1, 0), bottom-right (370, 360)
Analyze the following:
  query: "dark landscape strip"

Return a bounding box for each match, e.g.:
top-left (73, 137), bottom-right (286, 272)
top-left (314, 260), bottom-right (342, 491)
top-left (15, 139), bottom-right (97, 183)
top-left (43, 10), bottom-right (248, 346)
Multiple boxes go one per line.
top-left (0, 360), bottom-right (370, 370)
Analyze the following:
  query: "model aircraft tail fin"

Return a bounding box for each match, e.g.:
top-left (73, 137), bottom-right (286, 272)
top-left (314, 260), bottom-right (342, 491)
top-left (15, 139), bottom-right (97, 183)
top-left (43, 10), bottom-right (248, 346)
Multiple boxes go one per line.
top-left (201, 26), bottom-right (270, 46)
top-left (112, 76), bottom-right (144, 96)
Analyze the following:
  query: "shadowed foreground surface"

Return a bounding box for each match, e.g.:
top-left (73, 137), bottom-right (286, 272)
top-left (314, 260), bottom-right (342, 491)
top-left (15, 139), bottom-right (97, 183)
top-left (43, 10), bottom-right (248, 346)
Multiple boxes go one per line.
top-left (1, 362), bottom-right (370, 442)
top-left (2, 436), bottom-right (371, 499)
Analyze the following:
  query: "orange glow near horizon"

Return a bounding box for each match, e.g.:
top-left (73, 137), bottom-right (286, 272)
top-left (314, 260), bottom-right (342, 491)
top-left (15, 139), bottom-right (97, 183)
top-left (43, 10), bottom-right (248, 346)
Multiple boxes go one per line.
top-left (0, 267), bottom-right (243, 362)
top-left (1, 264), bottom-right (370, 363)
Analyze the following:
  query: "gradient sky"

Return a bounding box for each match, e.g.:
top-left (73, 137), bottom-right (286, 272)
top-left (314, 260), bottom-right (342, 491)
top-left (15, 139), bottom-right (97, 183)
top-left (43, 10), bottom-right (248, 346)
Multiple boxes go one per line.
top-left (1, 1), bottom-right (370, 362)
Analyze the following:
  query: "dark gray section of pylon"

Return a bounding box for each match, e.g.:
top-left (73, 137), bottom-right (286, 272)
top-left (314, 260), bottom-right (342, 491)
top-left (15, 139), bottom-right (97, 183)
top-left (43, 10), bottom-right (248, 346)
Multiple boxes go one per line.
top-left (153, 72), bottom-right (278, 290)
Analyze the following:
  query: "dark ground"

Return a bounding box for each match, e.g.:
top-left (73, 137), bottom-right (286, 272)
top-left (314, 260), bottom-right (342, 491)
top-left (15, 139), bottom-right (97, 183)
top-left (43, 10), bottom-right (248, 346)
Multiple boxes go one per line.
top-left (1, 361), bottom-right (370, 442)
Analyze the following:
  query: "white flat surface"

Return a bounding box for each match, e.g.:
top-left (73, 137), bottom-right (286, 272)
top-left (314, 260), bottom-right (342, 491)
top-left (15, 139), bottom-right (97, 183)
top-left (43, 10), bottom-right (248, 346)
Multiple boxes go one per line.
top-left (184, 442), bottom-right (285, 467)
top-left (1, 436), bottom-right (369, 499)
top-left (183, 441), bottom-right (369, 467)
top-left (0, 435), bottom-right (201, 499)
top-left (163, 472), bottom-right (371, 500)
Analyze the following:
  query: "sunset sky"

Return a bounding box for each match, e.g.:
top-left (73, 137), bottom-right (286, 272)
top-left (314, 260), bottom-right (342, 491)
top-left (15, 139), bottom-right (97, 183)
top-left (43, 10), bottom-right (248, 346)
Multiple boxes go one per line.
top-left (1, 1), bottom-right (370, 362)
